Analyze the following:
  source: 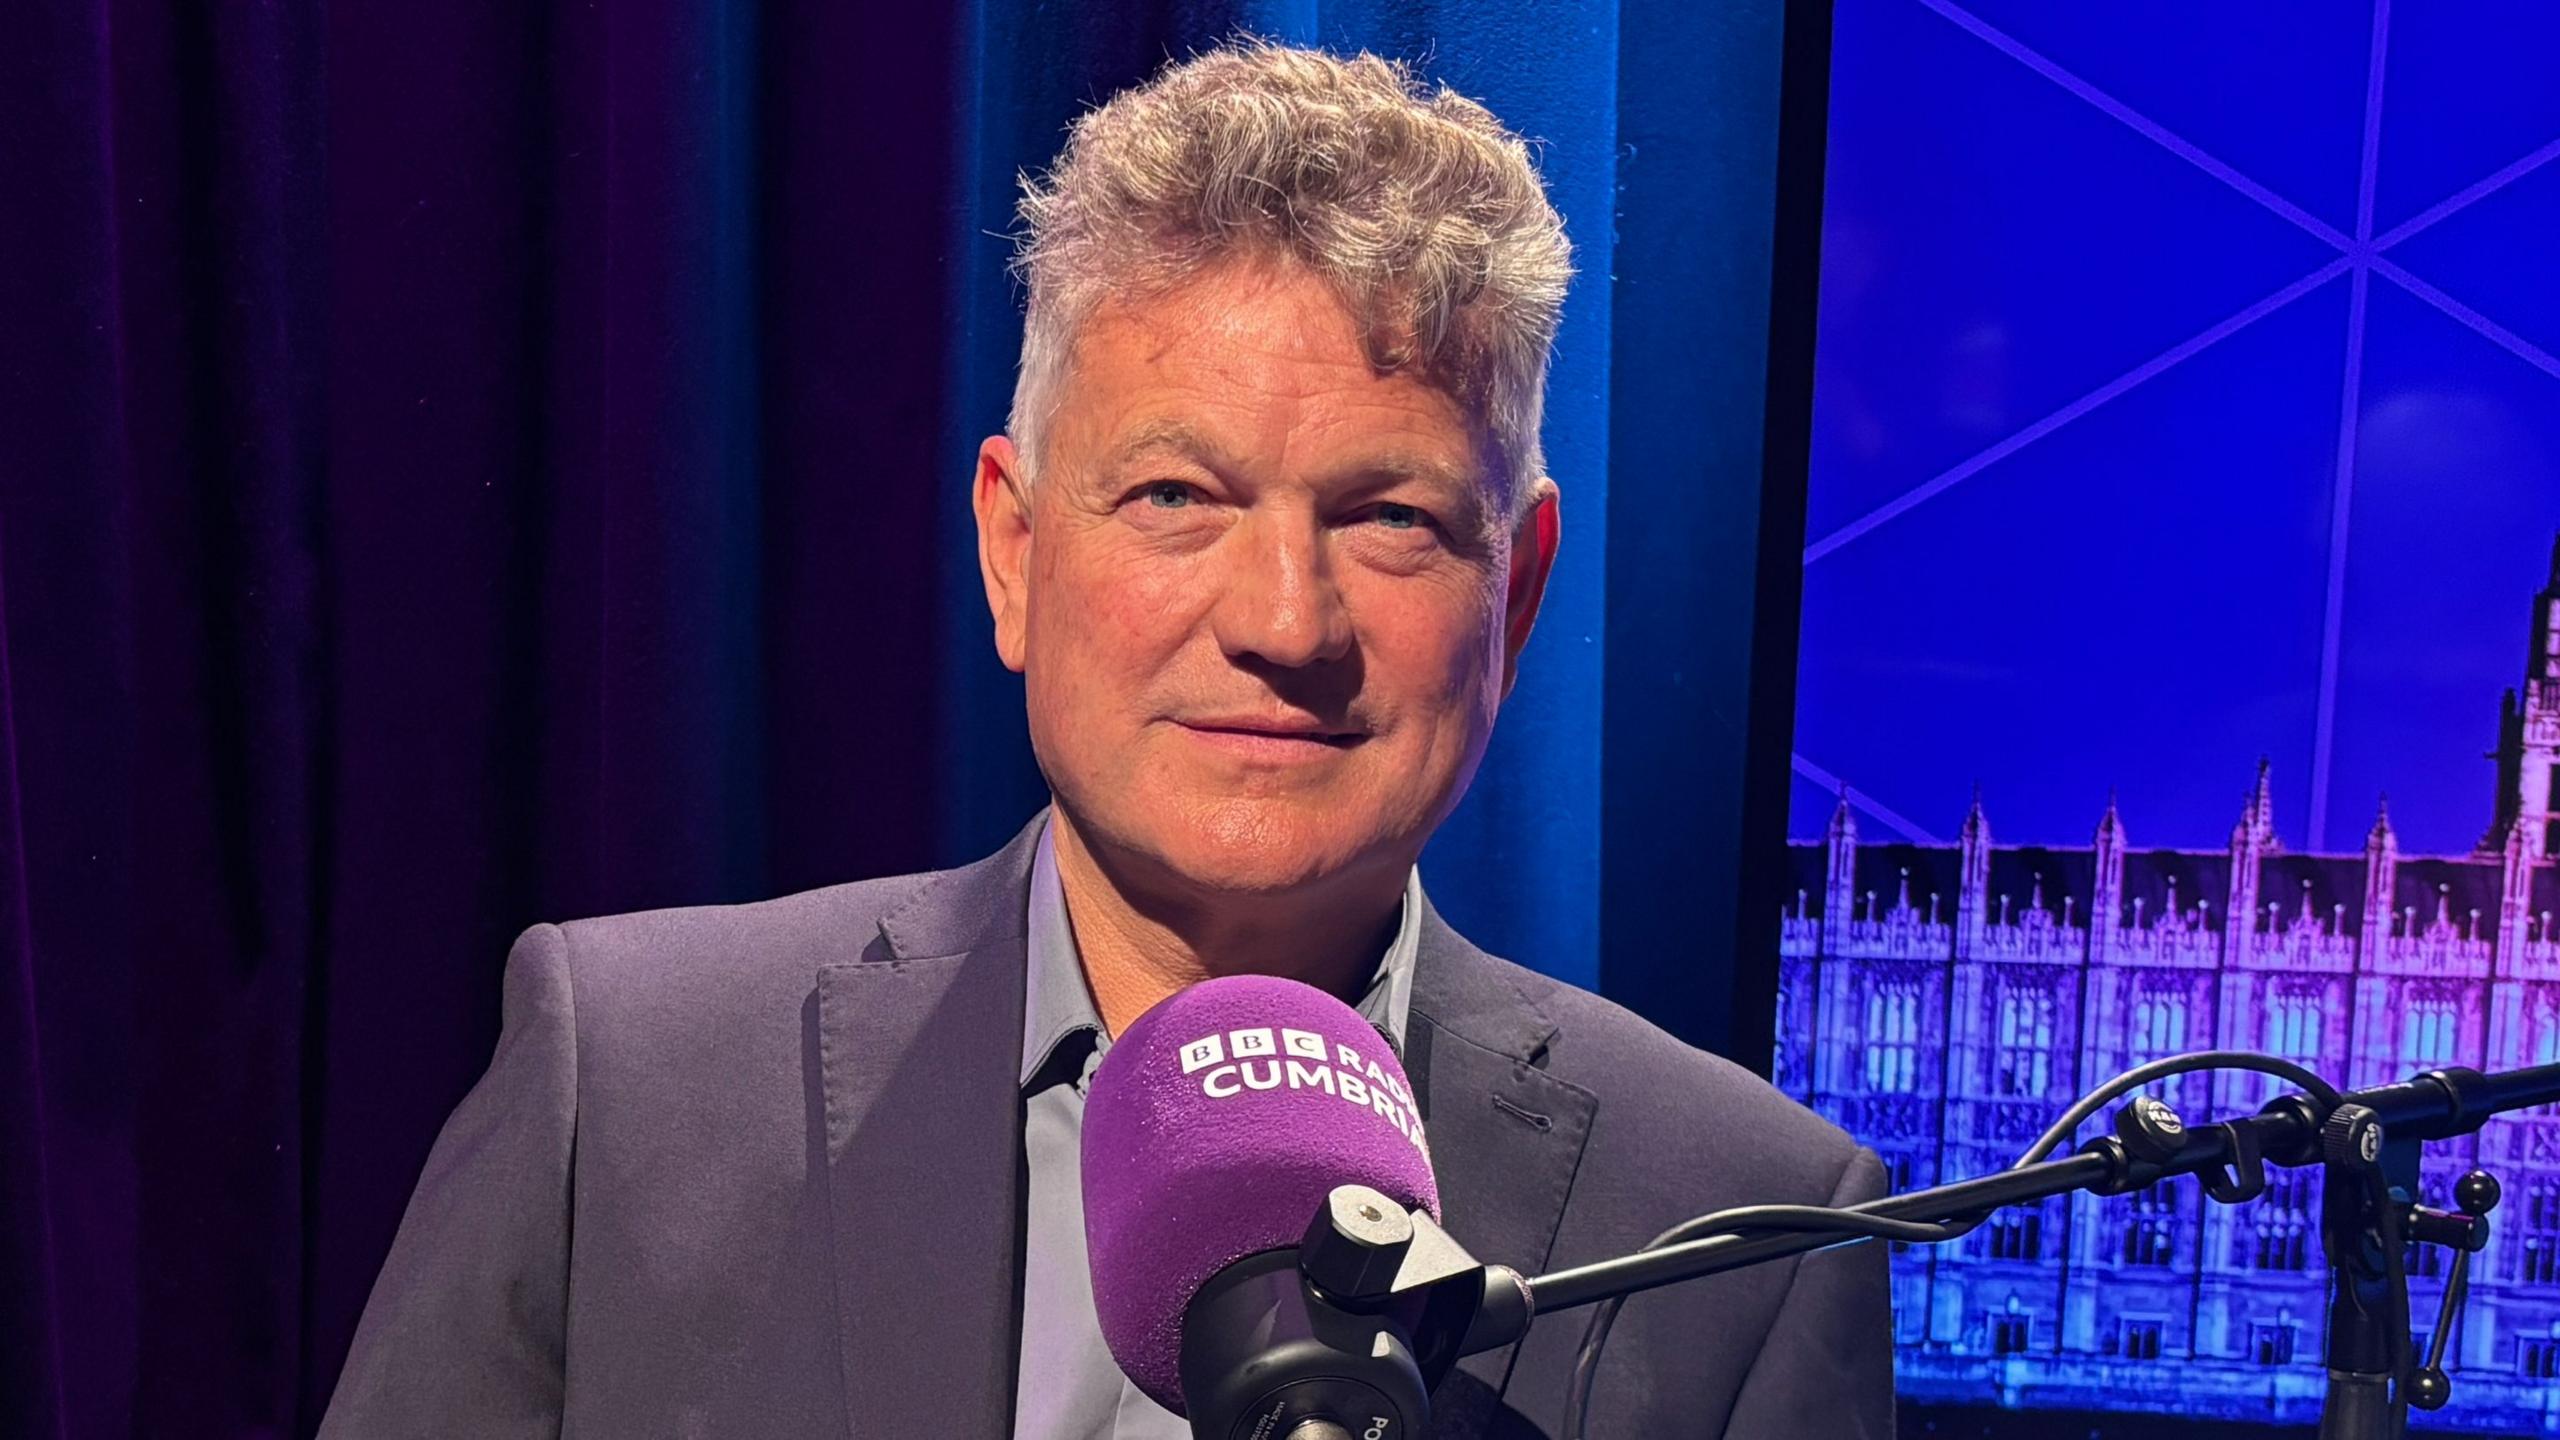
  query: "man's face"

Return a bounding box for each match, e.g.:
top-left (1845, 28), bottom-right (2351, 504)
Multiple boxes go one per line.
top-left (973, 258), bottom-right (1559, 899)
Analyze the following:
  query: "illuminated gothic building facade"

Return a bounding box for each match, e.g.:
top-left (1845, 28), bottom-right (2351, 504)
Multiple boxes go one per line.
top-left (1776, 556), bottom-right (2560, 1432)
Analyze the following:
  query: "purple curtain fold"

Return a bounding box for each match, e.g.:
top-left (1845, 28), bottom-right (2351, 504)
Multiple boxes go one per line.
top-left (1, 528), bottom-right (71, 1438)
top-left (5, 3), bottom-right (983, 1431)
top-left (6, 0), bottom-right (330, 1432)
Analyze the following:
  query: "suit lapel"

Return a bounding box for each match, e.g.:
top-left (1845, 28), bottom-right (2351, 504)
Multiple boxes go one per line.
top-left (1405, 902), bottom-right (1597, 1408)
top-left (816, 821), bottom-right (1041, 1439)
top-left (812, 833), bottom-right (1590, 1434)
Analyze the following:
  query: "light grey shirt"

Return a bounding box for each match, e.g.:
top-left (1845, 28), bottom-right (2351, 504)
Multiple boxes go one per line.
top-left (1010, 817), bottom-right (1423, 1440)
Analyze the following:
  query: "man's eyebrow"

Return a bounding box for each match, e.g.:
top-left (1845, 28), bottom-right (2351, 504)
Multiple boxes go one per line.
top-left (1107, 419), bottom-right (1219, 467)
top-left (1347, 450), bottom-right (1477, 495)
top-left (1104, 421), bottom-right (1488, 514)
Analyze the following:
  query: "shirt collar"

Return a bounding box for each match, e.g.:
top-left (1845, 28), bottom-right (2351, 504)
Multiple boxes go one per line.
top-left (1018, 812), bottom-right (1424, 1092)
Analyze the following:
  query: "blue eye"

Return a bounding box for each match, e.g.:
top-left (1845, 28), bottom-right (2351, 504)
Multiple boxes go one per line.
top-left (1374, 503), bottom-right (1424, 530)
top-left (1143, 481), bottom-right (1193, 509)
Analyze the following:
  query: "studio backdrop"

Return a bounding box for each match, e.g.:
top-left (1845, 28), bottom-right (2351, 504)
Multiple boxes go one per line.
top-left (1777, 1), bottom-right (2560, 1433)
top-left (0, 0), bottom-right (1827, 1433)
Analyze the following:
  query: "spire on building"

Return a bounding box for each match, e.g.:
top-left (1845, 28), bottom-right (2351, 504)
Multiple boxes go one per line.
top-left (2091, 790), bottom-right (2128, 961)
top-left (2094, 789), bottom-right (2124, 846)
top-left (1823, 784), bottom-right (1858, 947)
top-left (2226, 762), bottom-right (2272, 954)
top-left (2234, 756), bottom-right (2277, 850)
top-left (2222, 763), bottom-right (2283, 953)
top-left (2361, 793), bottom-right (2399, 947)
top-left (1956, 783), bottom-right (1993, 957)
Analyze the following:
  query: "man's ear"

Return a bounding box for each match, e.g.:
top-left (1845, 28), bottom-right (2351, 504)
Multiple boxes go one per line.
top-left (972, 435), bottom-right (1033, 673)
top-left (1500, 478), bottom-right (1560, 699)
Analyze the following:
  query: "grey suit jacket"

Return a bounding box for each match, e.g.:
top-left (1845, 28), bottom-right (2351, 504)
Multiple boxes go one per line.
top-left (323, 818), bottom-right (1892, 1438)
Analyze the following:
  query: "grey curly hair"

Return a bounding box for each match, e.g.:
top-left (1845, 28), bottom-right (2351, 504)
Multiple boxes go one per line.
top-left (1008, 41), bottom-right (1574, 514)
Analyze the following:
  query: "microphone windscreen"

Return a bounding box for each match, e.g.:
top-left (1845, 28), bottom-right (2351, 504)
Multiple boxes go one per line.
top-left (1082, 973), bottom-right (1437, 1413)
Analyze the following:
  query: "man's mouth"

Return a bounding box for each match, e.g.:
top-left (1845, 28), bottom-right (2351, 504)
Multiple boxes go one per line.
top-left (1175, 719), bottom-right (1368, 750)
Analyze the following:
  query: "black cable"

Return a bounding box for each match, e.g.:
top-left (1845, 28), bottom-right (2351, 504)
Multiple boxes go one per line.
top-left (2013, 1050), bottom-right (2342, 1168)
top-left (1556, 1050), bottom-right (2347, 1440)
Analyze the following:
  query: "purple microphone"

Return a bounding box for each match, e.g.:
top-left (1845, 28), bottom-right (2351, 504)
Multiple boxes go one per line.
top-left (1082, 974), bottom-right (1440, 1416)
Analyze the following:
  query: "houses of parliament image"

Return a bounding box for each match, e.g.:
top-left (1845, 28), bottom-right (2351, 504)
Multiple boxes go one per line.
top-left (1777, 551), bottom-right (2560, 1432)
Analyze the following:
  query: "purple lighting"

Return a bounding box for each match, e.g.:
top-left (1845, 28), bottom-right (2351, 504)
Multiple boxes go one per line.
top-left (1777, 553), bottom-right (2560, 1431)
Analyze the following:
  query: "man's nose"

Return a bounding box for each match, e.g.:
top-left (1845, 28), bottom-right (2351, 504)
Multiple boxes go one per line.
top-left (1210, 515), bottom-right (1353, 668)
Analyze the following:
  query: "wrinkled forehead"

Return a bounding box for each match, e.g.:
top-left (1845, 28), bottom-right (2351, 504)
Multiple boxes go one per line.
top-left (1047, 258), bottom-right (1508, 503)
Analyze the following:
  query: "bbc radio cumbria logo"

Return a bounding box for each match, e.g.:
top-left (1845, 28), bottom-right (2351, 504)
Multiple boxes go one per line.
top-left (1176, 1026), bottom-right (1428, 1154)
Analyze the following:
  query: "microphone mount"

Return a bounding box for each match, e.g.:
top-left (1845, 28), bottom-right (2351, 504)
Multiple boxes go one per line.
top-left (1176, 1184), bottom-right (1530, 1440)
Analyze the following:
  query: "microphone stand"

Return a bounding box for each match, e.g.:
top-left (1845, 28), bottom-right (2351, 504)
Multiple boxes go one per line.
top-left (1214, 1064), bottom-right (2553, 1440)
top-left (1485, 1063), bottom-right (2559, 1439)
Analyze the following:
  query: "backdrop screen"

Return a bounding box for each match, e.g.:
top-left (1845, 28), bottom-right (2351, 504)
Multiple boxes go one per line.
top-left (1775, 1), bottom-right (2560, 1432)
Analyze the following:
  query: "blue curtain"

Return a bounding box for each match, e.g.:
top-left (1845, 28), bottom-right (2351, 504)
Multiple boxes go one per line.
top-left (0, 0), bottom-right (1812, 1432)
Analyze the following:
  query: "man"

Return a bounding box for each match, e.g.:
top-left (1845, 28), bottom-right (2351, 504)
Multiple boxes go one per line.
top-left (324, 42), bottom-right (1890, 1438)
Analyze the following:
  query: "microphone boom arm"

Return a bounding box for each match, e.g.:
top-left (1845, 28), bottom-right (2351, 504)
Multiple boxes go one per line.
top-left (1244, 1061), bottom-right (2560, 1440)
top-left (1509, 1147), bottom-right (2117, 1324)
top-left (1511, 1062), bottom-right (2560, 1326)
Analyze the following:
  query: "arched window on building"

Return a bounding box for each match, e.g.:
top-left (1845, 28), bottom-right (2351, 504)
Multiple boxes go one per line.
top-left (2261, 990), bottom-right (2322, 1062)
top-left (2247, 1172), bottom-right (2314, 1271)
top-left (1985, 1206), bottom-right (2042, 1262)
top-left (1989, 1295), bottom-right (2031, 1356)
top-left (2122, 1182), bottom-right (2177, 1267)
top-left (1996, 987), bottom-right (2057, 1098)
top-left (1862, 979), bottom-right (1922, 1094)
top-left (2259, 988), bottom-right (2326, 1105)
top-left (2131, 990), bottom-right (2189, 1065)
top-left (2397, 994), bottom-right (2460, 1069)
top-left (2511, 1181), bottom-right (2560, 1287)
top-left (2521, 1323), bottom-right (2560, 1381)
top-left (2109, 1317), bottom-right (2165, 1361)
